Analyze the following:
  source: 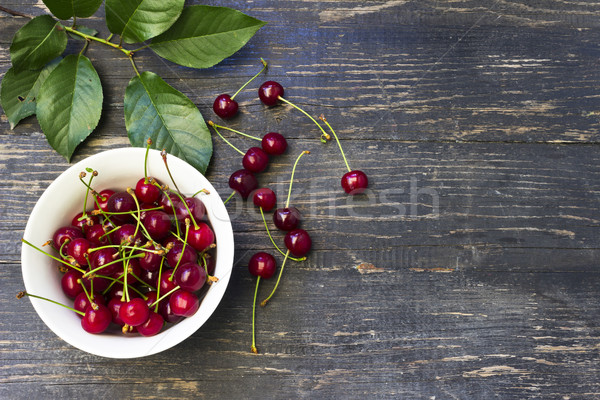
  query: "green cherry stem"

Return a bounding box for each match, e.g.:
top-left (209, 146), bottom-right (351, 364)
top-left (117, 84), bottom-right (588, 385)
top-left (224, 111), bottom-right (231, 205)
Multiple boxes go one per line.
top-left (277, 96), bottom-right (331, 142)
top-left (208, 121), bottom-right (245, 155)
top-left (17, 291), bottom-right (85, 316)
top-left (260, 250), bottom-right (290, 307)
top-left (144, 138), bottom-right (152, 183)
top-left (21, 238), bottom-right (85, 273)
top-left (251, 275), bottom-right (261, 354)
top-left (208, 122), bottom-right (262, 142)
top-left (259, 207), bottom-right (305, 262)
top-left (285, 151), bottom-right (310, 209)
top-left (63, 26), bottom-right (133, 57)
top-left (223, 191), bottom-right (236, 205)
top-left (319, 115), bottom-right (351, 172)
top-left (161, 150), bottom-right (182, 196)
top-left (232, 58), bottom-right (268, 100)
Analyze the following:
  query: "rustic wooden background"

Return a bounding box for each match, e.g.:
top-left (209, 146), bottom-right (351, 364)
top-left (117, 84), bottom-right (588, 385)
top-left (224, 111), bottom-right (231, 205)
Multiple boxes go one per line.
top-left (2, 0), bottom-right (600, 398)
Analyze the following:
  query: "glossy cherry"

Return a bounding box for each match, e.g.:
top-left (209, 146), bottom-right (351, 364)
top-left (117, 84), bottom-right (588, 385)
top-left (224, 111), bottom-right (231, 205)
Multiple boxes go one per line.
top-left (158, 298), bottom-right (183, 324)
top-left (248, 252), bottom-right (277, 279)
top-left (107, 297), bottom-right (126, 326)
top-left (213, 94), bottom-right (239, 119)
top-left (110, 223), bottom-right (143, 246)
top-left (53, 226), bottom-right (84, 249)
top-left (89, 247), bottom-right (119, 276)
top-left (71, 212), bottom-right (99, 233)
top-left (143, 210), bottom-right (172, 240)
top-left (85, 224), bottom-right (108, 246)
top-left (94, 189), bottom-right (115, 212)
top-left (229, 169), bottom-right (258, 199)
top-left (107, 191), bottom-right (136, 223)
top-left (66, 237), bottom-right (91, 266)
top-left (135, 177), bottom-right (161, 203)
top-left (187, 222), bottom-right (215, 253)
top-left (284, 229), bottom-right (312, 257)
top-left (261, 132), bottom-right (287, 155)
top-left (252, 188), bottom-right (276, 211)
top-left (242, 147), bottom-right (269, 173)
top-left (159, 192), bottom-right (181, 215)
top-left (159, 269), bottom-right (177, 293)
top-left (137, 312), bottom-right (165, 337)
top-left (173, 262), bottom-right (207, 291)
top-left (139, 250), bottom-right (162, 271)
top-left (119, 298), bottom-right (150, 327)
top-left (273, 207), bottom-right (301, 231)
top-left (73, 291), bottom-right (105, 316)
top-left (61, 269), bottom-right (84, 298)
top-left (81, 303), bottom-right (112, 334)
top-left (175, 197), bottom-right (206, 223)
top-left (169, 289), bottom-right (200, 317)
top-left (166, 242), bottom-right (198, 268)
top-left (341, 170), bottom-right (369, 194)
top-left (258, 81), bottom-right (284, 106)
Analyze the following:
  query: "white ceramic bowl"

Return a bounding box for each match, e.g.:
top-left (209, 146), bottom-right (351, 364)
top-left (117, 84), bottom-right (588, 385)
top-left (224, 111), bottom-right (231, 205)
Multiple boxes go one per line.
top-left (21, 148), bottom-right (234, 358)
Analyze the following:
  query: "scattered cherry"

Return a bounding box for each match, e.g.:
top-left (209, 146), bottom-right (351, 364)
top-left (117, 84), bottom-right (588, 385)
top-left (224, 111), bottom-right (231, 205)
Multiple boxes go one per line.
top-left (213, 58), bottom-right (267, 119)
top-left (273, 207), bottom-right (301, 231)
top-left (261, 132), bottom-right (287, 155)
top-left (341, 170), bottom-right (369, 194)
top-left (258, 81), bottom-right (284, 106)
top-left (228, 169), bottom-right (258, 199)
top-left (248, 252), bottom-right (277, 279)
top-left (252, 188), bottom-right (277, 211)
top-left (284, 229), bottom-right (312, 258)
top-left (243, 147), bottom-right (269, 173)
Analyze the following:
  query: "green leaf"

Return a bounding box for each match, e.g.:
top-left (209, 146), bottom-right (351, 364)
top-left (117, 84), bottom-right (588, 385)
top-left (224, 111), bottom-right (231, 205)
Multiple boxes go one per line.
top-left (10, 15), bottom-right (68, 70)
top-left (149, 5), bottom-right (266, 69)
top-left (68, 25), bottom-right (98, 41)
top-left (42, 0), bottom-right (103, 20)
top-left (1, 58), bottom-right (61, 129)
top-left (124, 71), bottom-right (212, 174)
top-left (105, 0), bottom-right (185, 44)
top-left (36, 54), bottom-right (103, 161)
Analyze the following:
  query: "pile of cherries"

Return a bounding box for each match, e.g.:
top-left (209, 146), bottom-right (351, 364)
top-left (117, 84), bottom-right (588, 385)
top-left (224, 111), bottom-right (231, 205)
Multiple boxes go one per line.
top-left (21, 150), bottom-right (216, 337)
top-left (211, 60), bottom-right (369, 353)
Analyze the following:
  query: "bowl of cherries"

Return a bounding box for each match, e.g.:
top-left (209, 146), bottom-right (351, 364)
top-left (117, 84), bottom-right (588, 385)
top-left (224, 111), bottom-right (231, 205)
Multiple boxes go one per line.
top-left (20, 147), bottom-right (234, 358)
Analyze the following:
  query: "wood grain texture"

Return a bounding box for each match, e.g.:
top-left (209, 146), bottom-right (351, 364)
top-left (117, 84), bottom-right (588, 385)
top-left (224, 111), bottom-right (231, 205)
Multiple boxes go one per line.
top-left (1, 0), bottom-right (600, 399)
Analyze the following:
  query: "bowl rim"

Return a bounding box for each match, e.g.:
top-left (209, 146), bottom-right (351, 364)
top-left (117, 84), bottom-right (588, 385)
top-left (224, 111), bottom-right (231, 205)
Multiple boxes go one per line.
top-left (21, 147), bottom-right (234, 358)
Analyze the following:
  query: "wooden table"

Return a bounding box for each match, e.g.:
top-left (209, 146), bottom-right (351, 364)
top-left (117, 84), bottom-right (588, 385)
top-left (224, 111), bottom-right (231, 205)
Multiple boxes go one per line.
top-left (2, 1), bottom-right (600, 398)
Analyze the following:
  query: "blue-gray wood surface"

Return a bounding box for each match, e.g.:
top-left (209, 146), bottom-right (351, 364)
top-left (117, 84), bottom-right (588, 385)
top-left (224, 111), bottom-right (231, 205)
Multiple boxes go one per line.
top-left (1, 1), bottom-right (600, 398)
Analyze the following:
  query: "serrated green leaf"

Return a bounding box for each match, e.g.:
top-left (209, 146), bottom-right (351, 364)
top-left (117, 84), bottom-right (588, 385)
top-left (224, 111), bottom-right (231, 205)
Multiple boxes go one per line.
top-left (105, 0), bottom-right (185, 44)
top-left (36, 54), bottom-right (103, 161)
top-left (1, 58), bottom-right (61, 129)
top-left (124, 71), bottom-right (212, 174)
top-left (10, 15), bottom-right (68, 70)
top-left (68, 25), bottom-right (98, 41)
top-left (149, 6), bottom-right (266, 69)
top-left (43, 0), bottom-right (103, 20)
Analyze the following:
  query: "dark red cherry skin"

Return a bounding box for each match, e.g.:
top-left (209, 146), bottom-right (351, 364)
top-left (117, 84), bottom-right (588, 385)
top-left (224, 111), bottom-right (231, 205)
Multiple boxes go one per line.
top-left (169, 289), bottom-right (200, 317)
top-left (242, 147), bottom-right (269, 173)
top-left (261, 132), bottom-right (287, 155)
top-left (228, 169), bottom-right (258, 199)
top-left (158, 298), bottom-right (183, 324)
top-left (213, 94), bottom-right (239, 119)
top-left (135, 177), bottom-right (161, 204)
top-left (110, 224), bottom-right (143, 246)
top-left (81, 303), bottom-right (112, 334)
top-left (143, 210), bottom-right (172, 240)
top-left (80, 274), bottom-right (111, 293)
top-left (248, 252), bottom-right (277, 279)
top-left (160, 269), bottom-right (177, 293)
top-left (94, 189), bottom-right (115, 212)
top-left (139, 250), bottom-right (162, 272)
top-left (107, 297), bottom-right (126, 326)
top-left (284, 229), bottom-right (312, 257)
top-left (341, 170), bottom-right (369, 194)
top-left (53, 226), bottom-right (84, 249)
top-left (73, 291), bottom-right (105, 316)
top-left (252, 188), bottom-right (276, 211)
top-left (187, 222), bottom-right (215, 252)
top-left (166, 242), bottom-right (198, 268)
top-left (258, 81), bottom-right (284, 106)
top-left (174, 262), bottom-right (207, 292)
top-left (159, 192), bottom-right (181, 215)
top-left (137, 312), bottom-right (165, 337)
top-left (119, 298), bottom-right (150, 327)
top-left (203, 253), bottom-right (216, 275)
top-left (273, 207), bottom-right (301, 231)
top-left (107, 191), bottom-right (136, 223)
top-left (89, 248), bottom-right (119, 276)
top-left (85, 224), bottom-right (108, 246)
top-left (71, 212), bottom-right (99, 233)
top-left (175, 197), bottom-right (206, 223)
top-left (66, 237), bottom-right (91, 266)
top-left (61, 269), bottom-right (84, 298)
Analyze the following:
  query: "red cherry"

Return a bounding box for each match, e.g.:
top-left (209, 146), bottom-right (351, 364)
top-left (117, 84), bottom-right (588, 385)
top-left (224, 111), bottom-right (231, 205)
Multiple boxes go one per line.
top-left (242, 147), bottom-right (269, 173)
top-left (261, 132), bottom-right (287, 155)
top-left (228, 169), bottom-right (258, 199)
top-left (119, 298), bottom-right (150, 327)
top-left (187, 222), bottom-right (215, 252)
top-left (94, 189), bottom-right (115, 212)
top-left (81, 303), bottom-right (112, 334)
top-left (137, 312), bottom-right (165, 337)
top-left (169, 289), bottom-right (200, 317)
top-left (273, 207), bottom-right (301, 231)
top-left (213, 94), bottom-right (239, 119)
top-left (341, 170), bottom-right (369, 194)
top-left (258, 81), bottom-right (284, 106)
top-left (252, 188), bottom-right (276, 211)
top-left (135, 177), bottom-right (161, 203)
top-left (284, 229), bottom-right (312, 257)
top-left (248, 252), bottom-right (277, 279)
